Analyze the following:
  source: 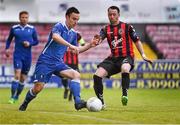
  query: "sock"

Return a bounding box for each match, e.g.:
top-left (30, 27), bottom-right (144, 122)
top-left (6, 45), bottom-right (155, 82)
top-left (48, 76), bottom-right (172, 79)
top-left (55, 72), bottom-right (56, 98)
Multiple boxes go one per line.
top-left (23, 88), bottom-right (36, 105)
top-left (11, 80), bottom-right (19, 98)
top-left (69, 80), bottom-right (81, 104)
top-left (121, 73), bottom-right (130, 96)
top-left (93, 75), bottom-right (104, 104)
top-left (14, 82), bottom-right (25, 100)
top-left (61, 78), bottom-right (68, 89)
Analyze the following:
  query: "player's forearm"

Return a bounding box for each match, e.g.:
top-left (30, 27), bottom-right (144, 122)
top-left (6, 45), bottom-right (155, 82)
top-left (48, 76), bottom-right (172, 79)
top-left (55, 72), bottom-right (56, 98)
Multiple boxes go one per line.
top-left (5, 40), bottom-right (12, 49)
top-left (135, 40), bottom-right (146, 57)
top-left (5, 35), bottom-right (13, 49)
top-left (30, 40), bottom-right (39, 46)
top-left (79, 43), bottom-right (91, 53)
top-left (52, 33), bottom-right (71, 47)
top-left (30, 33), bottom-right (39, 46)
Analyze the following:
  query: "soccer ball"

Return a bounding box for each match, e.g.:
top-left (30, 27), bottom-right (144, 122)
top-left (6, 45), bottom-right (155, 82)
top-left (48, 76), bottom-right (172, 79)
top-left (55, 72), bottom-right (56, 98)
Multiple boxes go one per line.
top-left (86, 97), bottom-right (102, 112)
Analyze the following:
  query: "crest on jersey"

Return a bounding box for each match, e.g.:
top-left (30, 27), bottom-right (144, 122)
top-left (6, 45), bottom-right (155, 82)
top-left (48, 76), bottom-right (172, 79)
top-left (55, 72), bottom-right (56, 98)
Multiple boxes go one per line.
top-left (118, 29), bottom-right (123, 35)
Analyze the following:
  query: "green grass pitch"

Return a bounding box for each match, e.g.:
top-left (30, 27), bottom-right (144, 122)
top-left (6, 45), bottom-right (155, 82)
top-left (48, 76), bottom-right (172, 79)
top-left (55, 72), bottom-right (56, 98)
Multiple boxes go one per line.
top-left (0, 88), bottom-right (180, 124)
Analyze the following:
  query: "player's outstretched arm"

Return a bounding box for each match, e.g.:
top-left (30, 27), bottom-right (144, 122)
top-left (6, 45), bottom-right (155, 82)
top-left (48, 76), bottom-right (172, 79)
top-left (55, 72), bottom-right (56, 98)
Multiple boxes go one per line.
top-left (52, 33), bottom-right (79, 53)
top-left (135, 40), bottom-right (153, 64)
top-left (78, 34), bottom-right (101, 53)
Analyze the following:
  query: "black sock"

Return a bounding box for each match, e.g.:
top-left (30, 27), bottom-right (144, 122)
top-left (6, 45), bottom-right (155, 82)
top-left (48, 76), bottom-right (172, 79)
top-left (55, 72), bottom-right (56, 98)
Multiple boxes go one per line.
top-left (23, 89), bottom-right (36, 105)
top-left (121, 73), bottom-right (130, 96)
top-left (62, 79), bottom-right (68, 89)
top-left (93, 75), bottom-right (104, 104)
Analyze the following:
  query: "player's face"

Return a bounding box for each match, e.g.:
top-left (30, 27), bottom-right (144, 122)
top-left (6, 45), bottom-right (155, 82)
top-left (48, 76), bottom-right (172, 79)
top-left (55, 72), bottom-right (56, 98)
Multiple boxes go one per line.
top-left (108, 9), bottom-right (119, 25)
top-left (19, 13), bottom-right (29, 26)
top-left (66, 12), bottom-right (80, 29)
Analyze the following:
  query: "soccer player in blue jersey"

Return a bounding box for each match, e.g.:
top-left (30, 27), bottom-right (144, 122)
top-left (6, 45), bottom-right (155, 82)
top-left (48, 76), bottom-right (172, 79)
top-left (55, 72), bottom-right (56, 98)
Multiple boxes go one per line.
top-left (62, 33), bottom-right (86, 101)
top-left (5, 11), bottom-right (39, 104)
top-left (19, 7), bottom-right (99, 111)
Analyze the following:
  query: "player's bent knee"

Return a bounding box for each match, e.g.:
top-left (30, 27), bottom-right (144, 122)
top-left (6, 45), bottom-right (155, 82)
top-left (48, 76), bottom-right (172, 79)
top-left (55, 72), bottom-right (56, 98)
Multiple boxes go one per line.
top-left (33, 82), bottom-right (44, 94)
top-left (14, 76), bottom-right (21, 81)
top-left (121, 65), bottom-right (131, 73)
top-left (121, 68), bottom-right (130, 73)
top-left (74, 72), bottom-right (80, 79)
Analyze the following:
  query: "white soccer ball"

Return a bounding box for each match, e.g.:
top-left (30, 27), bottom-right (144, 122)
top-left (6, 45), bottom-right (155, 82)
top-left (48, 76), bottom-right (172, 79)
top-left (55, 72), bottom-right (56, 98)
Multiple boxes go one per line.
top-left (86, 97), bottom-right (102, 112)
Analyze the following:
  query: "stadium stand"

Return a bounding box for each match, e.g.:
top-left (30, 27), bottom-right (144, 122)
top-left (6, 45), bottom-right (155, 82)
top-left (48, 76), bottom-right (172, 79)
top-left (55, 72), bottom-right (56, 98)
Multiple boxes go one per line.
top-left (146, 25), bottom-right (180, 59)
top-left (3, 23), bottom-right (176, 64)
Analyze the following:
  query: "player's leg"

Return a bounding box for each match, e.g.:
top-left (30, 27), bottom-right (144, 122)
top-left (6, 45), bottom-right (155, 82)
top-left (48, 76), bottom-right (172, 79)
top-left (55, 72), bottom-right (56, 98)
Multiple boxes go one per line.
top-left (121, 63), bottom-right (131, 106)
top-left (8, 59), bottom-right (22, 104)
top-left (120, 57), bottom-right (134, 106)
top-left (19, 82), bottom-right (44, 111)
top-left (59, 69), bottom-right (86, 110)
top-left (93, 57), bottom-right (116, 108)
top-left (61, 78), bottom-right (69, 99)
top-left (14, 59), bottom-right (31, 101)
top-left (68, 64), bottom-right (78, 101)
top-left (68, 91), bottom-right (73, 101)
top-left (14, 74), bottom-right (26, 101)
top-left (19, 62), bottom-right (51, 111)
top-left (93, 67), bottom-right (108, 105)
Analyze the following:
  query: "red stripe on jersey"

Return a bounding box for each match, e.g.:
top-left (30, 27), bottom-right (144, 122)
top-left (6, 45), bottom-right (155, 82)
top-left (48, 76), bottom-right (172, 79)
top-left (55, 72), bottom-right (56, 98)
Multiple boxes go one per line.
top-left (128, 35), bottom-right (134, 58)
top-left (113, 26), bottom-right (119, 57)
top-left (68, 51), bottom-right (72, 64)
top-left (73, 53), bottom-right (78, 65)
top-left (121, 23), bottom-right (127, 57)
top-left (106, 25), bottom-right (112, 50)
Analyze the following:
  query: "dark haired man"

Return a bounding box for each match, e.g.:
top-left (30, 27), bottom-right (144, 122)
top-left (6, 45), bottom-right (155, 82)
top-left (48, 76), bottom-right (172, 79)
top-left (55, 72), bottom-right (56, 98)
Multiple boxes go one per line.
top-left (93, 6), bottom-right (152, 109)
top-left (19, 7), bottom-right (99, 111)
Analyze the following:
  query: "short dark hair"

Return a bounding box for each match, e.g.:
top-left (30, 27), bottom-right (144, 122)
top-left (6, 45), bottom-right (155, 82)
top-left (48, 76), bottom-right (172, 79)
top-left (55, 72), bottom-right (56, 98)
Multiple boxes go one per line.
top-left (108, 6), bottom-right (120, 14)
top-left (65, 7), bottom-right (80, 16)
top-left (19, 11), bottom-right (29, 17)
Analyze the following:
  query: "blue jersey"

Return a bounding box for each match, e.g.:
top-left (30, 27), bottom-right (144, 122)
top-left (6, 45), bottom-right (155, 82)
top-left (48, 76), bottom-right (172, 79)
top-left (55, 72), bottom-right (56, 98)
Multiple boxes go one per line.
top-left (33, 22), bottom-right (78, 83)
top-left (38, 22), bottom-right (77, 63)
top-left (5, 24), bottom-right (39, 58)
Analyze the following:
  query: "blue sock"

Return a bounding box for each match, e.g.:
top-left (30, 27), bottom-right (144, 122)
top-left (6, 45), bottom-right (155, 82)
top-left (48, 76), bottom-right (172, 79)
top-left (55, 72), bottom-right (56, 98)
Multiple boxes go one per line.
top-left (69, 80), bottom-right (81, 104)
top-left (11, 81), bottom-right (19, 98)
top-left (23, 89), bottom-right (36, 105)
top-left (14, 83), bottom-right (24, 100)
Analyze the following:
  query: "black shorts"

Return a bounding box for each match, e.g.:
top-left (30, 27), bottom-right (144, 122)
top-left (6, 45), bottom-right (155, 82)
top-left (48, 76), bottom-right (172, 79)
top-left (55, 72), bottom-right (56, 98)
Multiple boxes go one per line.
top-left (97, 56), bottom-right (134, 77)
top-left (67, 64), bottom-right (79, 71)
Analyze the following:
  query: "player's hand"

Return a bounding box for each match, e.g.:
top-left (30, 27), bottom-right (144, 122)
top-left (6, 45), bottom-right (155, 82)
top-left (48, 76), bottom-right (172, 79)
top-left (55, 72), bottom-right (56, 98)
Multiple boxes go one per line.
top-left (142, 54), bottom-right (153, 65)
top-left (23, 41), bottom-right (30, 47)
top-left (69, 44), bottom-right (79, 54)
top-left (5, 49), bottom-right (10, 58)
top-left (90, 34), bottom-right (101, 47)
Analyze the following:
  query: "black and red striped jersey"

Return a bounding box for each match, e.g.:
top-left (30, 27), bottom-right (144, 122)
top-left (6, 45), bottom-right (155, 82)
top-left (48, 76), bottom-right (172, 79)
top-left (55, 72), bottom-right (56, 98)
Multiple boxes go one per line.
top-left (63, 33), bottom-right (85, 66)
top-left (100, 21), bottom-right (139, 58)
top-left (63, 51), bottom-right (78, 65)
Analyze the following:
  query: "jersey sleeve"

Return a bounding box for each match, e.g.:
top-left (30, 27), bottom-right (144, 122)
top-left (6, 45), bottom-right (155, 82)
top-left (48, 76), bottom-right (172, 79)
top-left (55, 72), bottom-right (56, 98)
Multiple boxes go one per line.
top-left (5, 27), bottom-right (14, 49)
top-left (99, 27), bottom-right (107, 40)
top-left (129, 25), bottom-right (140, 43)
top-left (52, 23), bottom-right (62, 35)
top-left (30, 27), bottom-right (39, 46)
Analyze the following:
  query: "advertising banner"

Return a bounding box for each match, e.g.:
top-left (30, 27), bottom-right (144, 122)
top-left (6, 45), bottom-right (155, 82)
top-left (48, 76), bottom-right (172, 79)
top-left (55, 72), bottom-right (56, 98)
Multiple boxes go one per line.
top-left (0, 60), bottom-right (179, 89)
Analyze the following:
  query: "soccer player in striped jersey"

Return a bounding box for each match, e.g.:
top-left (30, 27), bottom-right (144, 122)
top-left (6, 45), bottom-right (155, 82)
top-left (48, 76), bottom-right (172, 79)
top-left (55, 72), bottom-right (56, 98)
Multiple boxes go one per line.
top-left (93, 6), bottom-right (152, 108)
top-left (62, 33), bottom-right (85, 101)
top-left (5, 11), bottom-right (39, 104)
top-left (19, 7), bottom-right (99, 111)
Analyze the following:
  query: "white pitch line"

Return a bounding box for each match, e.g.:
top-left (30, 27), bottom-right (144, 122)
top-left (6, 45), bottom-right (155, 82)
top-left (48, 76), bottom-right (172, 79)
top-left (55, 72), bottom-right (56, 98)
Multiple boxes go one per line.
top-left (40, 111), bottom-right (130, 124)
